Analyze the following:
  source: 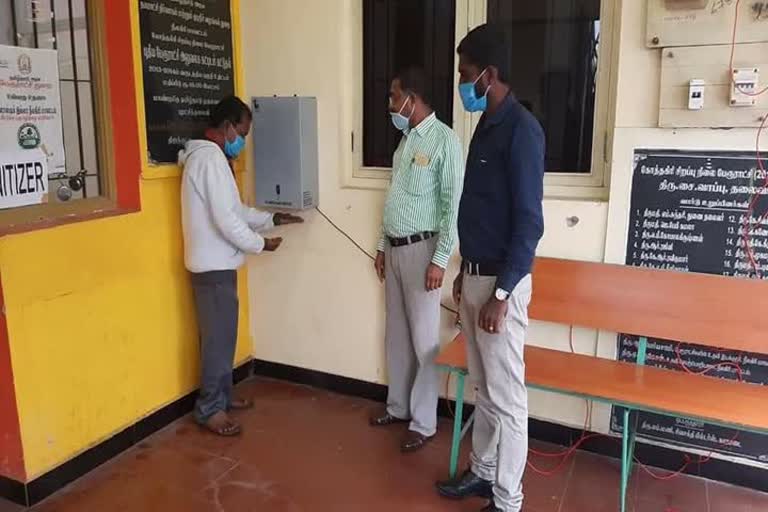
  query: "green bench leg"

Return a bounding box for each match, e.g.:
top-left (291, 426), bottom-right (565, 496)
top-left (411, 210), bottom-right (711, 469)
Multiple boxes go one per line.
top-left (449, 371), bottom-right (466, 478)
top-left (620, 408), bottom-right (637, 512)
top-left (622, 337), bottom-right (645, 512)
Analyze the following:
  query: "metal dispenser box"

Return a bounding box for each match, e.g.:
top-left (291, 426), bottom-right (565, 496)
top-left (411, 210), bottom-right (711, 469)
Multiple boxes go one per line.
top-left (251, 96), bottom-right (319, 210)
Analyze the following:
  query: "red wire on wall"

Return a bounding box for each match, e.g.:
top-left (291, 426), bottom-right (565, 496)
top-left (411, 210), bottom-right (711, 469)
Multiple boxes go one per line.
top-left (733, 0), bottom-right (768, 277)
top-left (729, 0), bottom-right (768, 97)
top-left (444, 3), bottom-right (764, 508)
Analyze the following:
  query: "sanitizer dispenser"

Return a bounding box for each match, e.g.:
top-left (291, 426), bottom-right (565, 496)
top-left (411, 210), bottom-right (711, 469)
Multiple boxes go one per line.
top-left (251, 96), bottom-right (319, 210)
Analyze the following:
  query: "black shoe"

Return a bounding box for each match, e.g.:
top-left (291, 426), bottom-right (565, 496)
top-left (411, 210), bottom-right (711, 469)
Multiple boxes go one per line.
top-left (369, 411), bottom-right (410, 427)
top-left (436, 469), bottom-right (493, 500)
top-left (480, 504), bottom-right (501, 512)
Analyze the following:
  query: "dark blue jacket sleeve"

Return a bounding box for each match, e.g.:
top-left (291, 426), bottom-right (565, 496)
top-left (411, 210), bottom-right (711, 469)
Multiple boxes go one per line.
top-left (496, 119), bottom-right (545, 292)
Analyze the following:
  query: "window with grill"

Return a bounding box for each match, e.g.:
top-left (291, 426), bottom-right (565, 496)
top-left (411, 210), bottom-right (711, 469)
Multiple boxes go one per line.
top-left (362, 0), bottom-right (456, 169)
top-left (0, 0), bottom-right (102, 207)
top-left (487, 0), bottom-right (601, 174)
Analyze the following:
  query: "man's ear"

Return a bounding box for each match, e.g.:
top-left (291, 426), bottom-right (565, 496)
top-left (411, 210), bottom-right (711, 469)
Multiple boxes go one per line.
top-left (486, 66), bottom-right (500, 85)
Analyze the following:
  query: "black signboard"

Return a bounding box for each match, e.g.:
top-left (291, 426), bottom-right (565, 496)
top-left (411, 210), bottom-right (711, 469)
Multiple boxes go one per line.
top-left (139, 0), bottom-right (235, 164)
top-left (610, 149), bottom-right (768, 463)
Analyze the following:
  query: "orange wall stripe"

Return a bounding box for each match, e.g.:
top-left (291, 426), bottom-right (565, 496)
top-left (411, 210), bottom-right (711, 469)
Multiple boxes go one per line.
top-left (0, 275), bottom-right (25, 482)
top-left (105, 0), bottom-right (142, 211)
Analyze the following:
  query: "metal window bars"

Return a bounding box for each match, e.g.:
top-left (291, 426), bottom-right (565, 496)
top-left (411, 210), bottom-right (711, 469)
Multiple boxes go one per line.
top-left (7, 0), bottom-right (101, 201)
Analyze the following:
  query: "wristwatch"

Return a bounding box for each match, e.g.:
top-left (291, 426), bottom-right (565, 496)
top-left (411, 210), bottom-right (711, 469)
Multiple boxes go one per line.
top-left (494, 288), bottom-right (510, 301)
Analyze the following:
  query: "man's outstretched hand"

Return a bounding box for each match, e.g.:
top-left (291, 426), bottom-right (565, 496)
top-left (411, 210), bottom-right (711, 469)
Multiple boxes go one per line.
top-left (264, 237), bottom-right (283, 251)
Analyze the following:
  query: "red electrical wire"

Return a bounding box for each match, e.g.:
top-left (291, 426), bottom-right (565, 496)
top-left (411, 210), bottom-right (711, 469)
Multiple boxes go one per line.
top-left (732, 0), bottom-right (768, 277)
top-left (740, 111), bottom-right (768, 274)
top-left (527, 338), bottom-right (747, 482)
top-left (741, 113), bottom-right (768, 276)
top-left (674, 343), bottom-right (744, 382)
top-left (629, 343), bottom-right (745, 482)
top-left (519, 1), bottom-right (765, 496)
top-left (526, 326), bottom-right (595, 476)
top-left (526, 432), bottom-right (603, 477)
top-left (729, 0), bottom-right (768, 97)
top-left (447, 304), bottom-right (750, 484)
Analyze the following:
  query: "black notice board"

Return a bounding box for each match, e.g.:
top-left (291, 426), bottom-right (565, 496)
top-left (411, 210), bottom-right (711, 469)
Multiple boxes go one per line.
top-left (609, 149), bottom-right (768, 463)
top-left (139, 0), bottom-right (235, 164)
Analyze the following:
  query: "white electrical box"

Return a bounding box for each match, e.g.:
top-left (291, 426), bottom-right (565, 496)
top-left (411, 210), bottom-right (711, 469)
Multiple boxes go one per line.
top-left (688, 79), bottom-right (705, 110)
top-left (251, 96), bottom-right (319, 210)
top-left (658, 43), bottom-right (767, 128)
top-left (730, 68), bottom-right (760, 107)
top-left (647, 0), bottom-right (768, 48)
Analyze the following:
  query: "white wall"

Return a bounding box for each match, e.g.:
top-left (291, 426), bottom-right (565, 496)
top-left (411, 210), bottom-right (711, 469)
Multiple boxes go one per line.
top-left (241, 0), bottom-right (607, 424)
top-left (241, 0), bottom-right (766, 467)
top-left (596, 2), bottom-right (766, 468)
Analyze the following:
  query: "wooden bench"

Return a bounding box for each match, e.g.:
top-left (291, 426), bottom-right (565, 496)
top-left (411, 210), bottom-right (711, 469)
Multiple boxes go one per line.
top-left (436, 257), bottom-right (768, 512)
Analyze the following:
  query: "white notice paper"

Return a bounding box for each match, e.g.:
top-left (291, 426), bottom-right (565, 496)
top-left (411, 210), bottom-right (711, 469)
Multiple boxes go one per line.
top-left (0, 44), bottom-right (65, 176)
top-left (0, 148), bottom-right (49, 210)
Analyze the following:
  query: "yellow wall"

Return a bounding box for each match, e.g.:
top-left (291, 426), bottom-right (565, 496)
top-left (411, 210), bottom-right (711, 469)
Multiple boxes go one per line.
top-left (0, 3), bottom-right (252, 479)
top-left (242, 0), bottom-right (768, 469)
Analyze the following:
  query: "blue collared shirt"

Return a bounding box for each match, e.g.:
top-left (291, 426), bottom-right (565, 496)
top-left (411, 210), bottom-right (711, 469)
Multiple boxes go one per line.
top-left (458, 95), bottom-right (545, 292)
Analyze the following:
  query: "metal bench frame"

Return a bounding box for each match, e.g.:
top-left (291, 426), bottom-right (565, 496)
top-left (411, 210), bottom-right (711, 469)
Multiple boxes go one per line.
top-left (437, 335), bottom-right (768, 512)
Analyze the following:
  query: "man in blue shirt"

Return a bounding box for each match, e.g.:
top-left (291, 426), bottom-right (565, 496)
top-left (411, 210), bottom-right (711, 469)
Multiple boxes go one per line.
top-left (436, 24), bottom-right (545, 512)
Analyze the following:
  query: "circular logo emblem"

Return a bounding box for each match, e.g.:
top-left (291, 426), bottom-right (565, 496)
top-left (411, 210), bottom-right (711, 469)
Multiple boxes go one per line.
top-left (17, 54), bottom-right (31, 75)
top-left (18, 123), bottom-right (41, 149)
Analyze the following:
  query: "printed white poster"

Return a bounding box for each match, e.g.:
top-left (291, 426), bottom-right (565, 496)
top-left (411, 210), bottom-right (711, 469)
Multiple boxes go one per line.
top-left (0, 148), bottom-right (49, 209)
top-left (0, 44), bottom-right (65, 176)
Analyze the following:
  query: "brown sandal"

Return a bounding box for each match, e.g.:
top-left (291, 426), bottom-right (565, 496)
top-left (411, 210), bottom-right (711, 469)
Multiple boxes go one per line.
top-left (203, 412), bottom-right (242, 437)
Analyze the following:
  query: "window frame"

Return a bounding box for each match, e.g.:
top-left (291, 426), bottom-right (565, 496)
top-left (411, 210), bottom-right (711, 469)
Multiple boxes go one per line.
top-left (345, 0), bottom-right (619, 199)
top-left (0, 0), bottom-right (141, 234)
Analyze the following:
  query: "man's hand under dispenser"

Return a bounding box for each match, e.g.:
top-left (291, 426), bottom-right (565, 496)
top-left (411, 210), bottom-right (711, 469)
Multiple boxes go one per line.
top-left (264, 237), bottom-right (283, 251)
top-left (273, 213), bottom-right (304, 226)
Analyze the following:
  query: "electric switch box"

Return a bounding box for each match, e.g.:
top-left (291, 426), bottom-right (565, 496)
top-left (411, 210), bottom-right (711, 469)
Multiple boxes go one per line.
top-left (251, 96), bottom-right (319, 210)
top-left (730, 68), bottom-right (760, 107)
top-left (688, 79), bottom-right (705, 110)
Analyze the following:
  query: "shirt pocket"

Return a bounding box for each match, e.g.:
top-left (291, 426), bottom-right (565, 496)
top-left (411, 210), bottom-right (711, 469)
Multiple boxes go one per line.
top-left (467, 151), bottom-right (504, 198)
top-left (404, 160), bottom-right (439, 196)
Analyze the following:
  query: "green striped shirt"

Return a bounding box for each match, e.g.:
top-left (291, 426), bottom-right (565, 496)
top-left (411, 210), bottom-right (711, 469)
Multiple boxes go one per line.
top-left (377, 113), bottom-right (464, 268)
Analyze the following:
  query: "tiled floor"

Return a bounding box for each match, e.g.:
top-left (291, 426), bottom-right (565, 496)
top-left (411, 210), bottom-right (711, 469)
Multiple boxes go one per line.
top-left (6, 377), bottom-right (767, 512)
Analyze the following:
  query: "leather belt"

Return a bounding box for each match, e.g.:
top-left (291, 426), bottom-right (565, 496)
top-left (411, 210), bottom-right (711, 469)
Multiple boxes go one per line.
top-left (387, 231), bottom-right (436, 247)
top-left (462, 260), bottom-right (502, 277)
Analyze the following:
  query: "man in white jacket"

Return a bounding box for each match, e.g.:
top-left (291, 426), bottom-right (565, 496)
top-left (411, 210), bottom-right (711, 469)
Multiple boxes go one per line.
top-left (180, 96), bottom-right (302, 436)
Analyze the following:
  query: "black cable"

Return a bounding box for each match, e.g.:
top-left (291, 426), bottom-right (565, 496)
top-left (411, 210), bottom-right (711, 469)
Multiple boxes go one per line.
top-left (315, 207), bottom-right (376, 260)
top-left (314, 207), bottom-right (459, 316)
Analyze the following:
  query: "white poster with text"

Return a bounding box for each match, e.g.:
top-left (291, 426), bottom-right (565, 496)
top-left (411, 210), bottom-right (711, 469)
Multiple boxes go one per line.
top-left (0, 44), bottom-right (65, 176)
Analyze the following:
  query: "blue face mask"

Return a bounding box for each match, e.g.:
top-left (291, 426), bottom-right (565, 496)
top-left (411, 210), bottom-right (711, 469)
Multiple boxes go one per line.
top-left (224, 134), bottom-right (245, 159)
top-left (459, 68), bottom-right (490, 113)
top-left (390, 97), bottom-right (412, 132)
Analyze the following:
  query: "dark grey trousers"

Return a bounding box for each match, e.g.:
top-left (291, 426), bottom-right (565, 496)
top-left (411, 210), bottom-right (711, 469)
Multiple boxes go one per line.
top-left (190, 270), bottom-right (239, 424)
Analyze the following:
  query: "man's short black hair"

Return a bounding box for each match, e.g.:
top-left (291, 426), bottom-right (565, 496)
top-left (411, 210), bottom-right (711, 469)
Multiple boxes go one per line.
top-left (393, 67), bottom-right (431, 106)
top-left (457, 24), bottom-right (511, 84)
top-left (209, 95), bottom-right (251, 128)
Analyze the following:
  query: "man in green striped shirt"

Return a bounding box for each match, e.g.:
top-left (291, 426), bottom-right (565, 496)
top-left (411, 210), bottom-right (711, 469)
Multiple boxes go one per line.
top-left (370, 67), bottom-right (464, 453)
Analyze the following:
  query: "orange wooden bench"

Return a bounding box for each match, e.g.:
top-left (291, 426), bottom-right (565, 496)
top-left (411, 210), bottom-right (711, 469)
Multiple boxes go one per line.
top-left (436, 257), bottom-right (768, 512)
